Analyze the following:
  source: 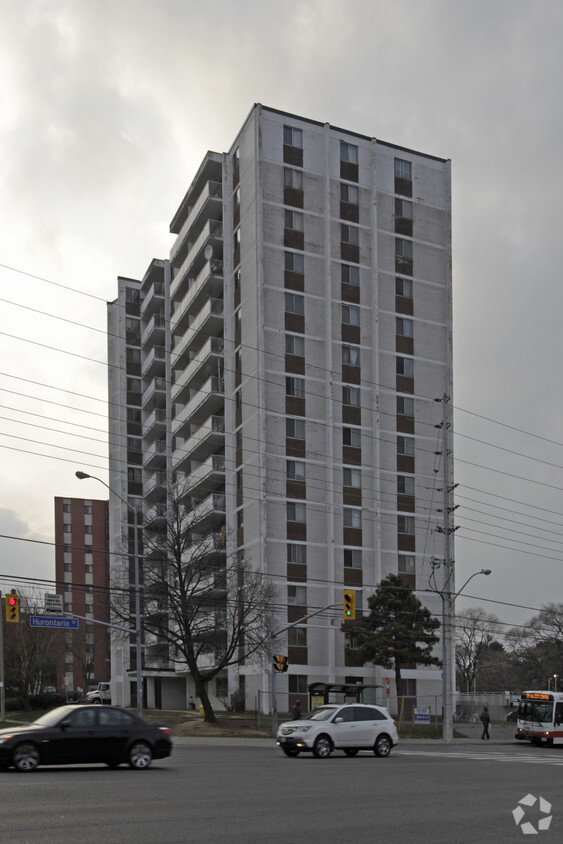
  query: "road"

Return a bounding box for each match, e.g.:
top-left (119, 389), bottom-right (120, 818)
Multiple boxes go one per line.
top-left (1, 737), bottom-right (560, 843)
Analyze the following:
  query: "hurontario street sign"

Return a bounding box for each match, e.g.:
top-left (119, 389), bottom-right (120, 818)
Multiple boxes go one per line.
top-left (29, 616), bottom-right (79, 629)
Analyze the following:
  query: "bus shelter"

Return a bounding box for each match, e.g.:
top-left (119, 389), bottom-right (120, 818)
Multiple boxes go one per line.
top-left (308, 683), bottom-right (382, 711)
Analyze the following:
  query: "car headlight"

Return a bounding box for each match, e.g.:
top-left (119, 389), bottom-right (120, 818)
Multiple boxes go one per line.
top-left (0, 735), bottom-right (13, 743)
top-left (294, 726), bottom-right (311, 733)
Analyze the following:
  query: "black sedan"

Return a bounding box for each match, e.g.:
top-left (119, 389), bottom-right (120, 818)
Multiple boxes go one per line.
top-left (0, 705), bottom-right (172, 772)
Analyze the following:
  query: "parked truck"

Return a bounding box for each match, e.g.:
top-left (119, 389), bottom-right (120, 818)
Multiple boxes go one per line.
top-left (85, 682), bottom-right (111, 704)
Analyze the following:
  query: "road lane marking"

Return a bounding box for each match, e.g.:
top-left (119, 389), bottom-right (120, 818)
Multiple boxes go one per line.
top-left (395, 749), bottom-right (563, 766)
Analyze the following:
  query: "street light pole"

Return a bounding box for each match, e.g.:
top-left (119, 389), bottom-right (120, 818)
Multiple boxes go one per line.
top-left (76, 471), bottom-right (143, 716)
top-left (431, 563), bottom-right (491, 742)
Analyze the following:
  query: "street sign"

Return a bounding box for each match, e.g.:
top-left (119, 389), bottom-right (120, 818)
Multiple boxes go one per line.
top-left (44, 593), bottom-right (63, 613)
top-left (29, 615), bottom-right (79, 629)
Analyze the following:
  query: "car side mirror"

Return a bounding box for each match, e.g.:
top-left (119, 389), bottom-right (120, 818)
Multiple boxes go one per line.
top-left (60, 720), bottom-right (71, 730)
top-left (334, 717), bottom-right (343, 723)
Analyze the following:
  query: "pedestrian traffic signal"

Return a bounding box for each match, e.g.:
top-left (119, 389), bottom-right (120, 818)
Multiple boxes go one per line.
top-left (343, 590), bottom-right (356, 620)
top-left (5, 592), bottom-right (20, 623)
top-left (273, 654), bottom-right (288, 672)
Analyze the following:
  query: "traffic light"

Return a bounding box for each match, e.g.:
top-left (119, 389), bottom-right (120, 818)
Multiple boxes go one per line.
top-left (5, 592), bottom-right (20, 623)
top-left (343, 590), bottom-right (356, 620)
top-left (273, 654), bottom-right (289, 673)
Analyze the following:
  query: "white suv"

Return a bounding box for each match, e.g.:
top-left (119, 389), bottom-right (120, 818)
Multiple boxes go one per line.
top-left (276, 703), bottom-right (399, 759)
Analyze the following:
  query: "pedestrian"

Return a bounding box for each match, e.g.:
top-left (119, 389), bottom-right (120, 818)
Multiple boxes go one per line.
top-left (480, 706), bottom-right (491, 740)
top-left (291, 700), bottom-right (302, 720)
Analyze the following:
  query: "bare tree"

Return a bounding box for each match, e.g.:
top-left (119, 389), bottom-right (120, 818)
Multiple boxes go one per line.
top-left (505, 603), bottom-right (563, 688)
top-left (112, 484), bottom-right (274, 723)
top-left (455, 607), bottom-right (501, 692)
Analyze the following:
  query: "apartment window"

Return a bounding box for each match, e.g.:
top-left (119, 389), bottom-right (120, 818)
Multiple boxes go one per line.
top-left (396, 317), bottom-right (413, 337)
top-left (288, 585), bottom-right (307, 605)
top-left (288, 626), bottom-right (307, 646)
top-left (235, 389), bottom-right (242, 411)
top-left (341, 224), bottom-right (359, 245)
top-left (397, 436), bottom-right (415, 457)
top-left (344, 548), bottom-right (362, 568)
top-left (85, 564), bottom-right (93, 574)
top-left (286, 377), bottom-right (305, 398)
top-left (284, 126), bottom-right (303, 148)
top-left (285, 334), bottom-right (305, 357)
top-left (395, 239), bottom-right (413, 260)
top-left (127, 438), bottom-right (142, 452)
top-left (128, 467), bottom-right (142, 484)
top-left (126, 347), bottom-right (141, 365)
top-left (289, 675), bottom-right (308, 694)
top-left (341, 264), bottom-right (360, 286)
top-left (287, 460), bottom-right (306, 481)
top-left (398, 475), bottom-right (415, 495)
top-left (396, 277), bottom-right (413, 298)
top-left (126, 377), bottom-right (141, 394)
top-left (84, 504), bottom-right (93, 514)
top-left (64, 563), bottom-right (72, 573)
top-left (126, 287), bottom-right (139, 304)
top-left (287, 544), bottom-right (307, 564)
top-left (64, 603), bottom-right (72, 613)
top-left (341, 184), bottom-right (359, 205)
top-left (284, 168), bottom-right (303, 190)
top-left (343, 427), bottom-right (361, 448)
top-left (398, 554), bottom-right (416, 575)
top-left (395, 198), bottom-right (413, 219)
top-left (343, 508), bottom-right (362, 529)
top-left (63, 524), bottom-right (72, 534)
top-left (127, 408), bottom-right (141, 425)
top-left (216, 677), bottom-right (228, 699)
top-left (285, 210), bottom-right (304, 231)
top-left (287, 502), bottom-right (306, 523)
top-left (285, 293), bottom-right (304, 315)
top-left (396, 357), bottom-right (414, 377)
top-left (63, 503), bottom-right (71, 513)
top-left (397, 396), bottom-right (414, 417)
top-left (343, 386), bottom-right (360, 406)
top-left (63, 543), bottom-right (72, 552)
top-left (237, 509), bottom-right (244, 530)
top-left (342, 345), bottom-right (360, 367)
top-left (342, 305), bottom-right (360, 326)
top-left (84, 525), bottom-right (92, 535)
top-left (343, 467), bottom-right (361, 488)
top-left (340, 142), bottom-right (358, 165)
top-left (236, 468), bottom-right (243, 490)
top-left (286, 418), bottom-right (305, 439)
top-left (285, 252), bottom-right (304, 274)
top-left (395, 158), bottom-right (412, 180)
top-left (398, 515), bottom-right (415, 534)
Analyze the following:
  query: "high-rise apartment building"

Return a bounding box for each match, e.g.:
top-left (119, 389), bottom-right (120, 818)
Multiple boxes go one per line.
top-left (108, 105), bottom-right (453, 713)
top-left (54, 496), bottom-right (110, 695)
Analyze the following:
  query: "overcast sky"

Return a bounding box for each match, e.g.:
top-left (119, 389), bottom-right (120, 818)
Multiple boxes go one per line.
top-left (1, 0), bottom-right (563, 637)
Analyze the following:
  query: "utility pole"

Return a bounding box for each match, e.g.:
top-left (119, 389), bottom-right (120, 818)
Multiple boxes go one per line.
top-left (0, 591), bottom-right (5, 722)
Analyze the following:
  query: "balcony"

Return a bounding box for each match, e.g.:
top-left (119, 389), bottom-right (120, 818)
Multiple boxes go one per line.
top-left (144, 470), bottom-right (167, 503)
top-left (174, 415), bottom-right (225, 471)
top-left (170, 180), bottom-right (223, 265)
top-left (171, 259), bottom-right (224, 337)
top-left (172, 376), bottom-right (224, 432)
top-left (183, 454), bottom-right (225, 499)
top-left (142, 376), bottom-right (167, 411)
top-left (141, 345), bottom-right (166, 379)
top-left (173, 336), bottom-right (224, 396)
top-left (189, 492), bottom-right (226, 531)
top-left (140, 280), bottom-right (165, 318)
top-left (144, 439), bottom-right (167, 470)
top-left (171, 298), bottom-right (224, 367)
top-left (144, 407), bottom-right (167, 441)
top-left (141, 312), bottom-right (166, 347)
top-left (170, 220), bottom-right (223, 302)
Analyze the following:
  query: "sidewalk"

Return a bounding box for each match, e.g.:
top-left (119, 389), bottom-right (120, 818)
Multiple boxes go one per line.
top-left (171, 722), bottom-right (519, 747)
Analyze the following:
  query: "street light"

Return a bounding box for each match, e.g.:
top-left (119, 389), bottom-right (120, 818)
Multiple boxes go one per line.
top-left (432, 565), bottom-right (491, 742)
top-left (76, 471), bottom-right (143, 716)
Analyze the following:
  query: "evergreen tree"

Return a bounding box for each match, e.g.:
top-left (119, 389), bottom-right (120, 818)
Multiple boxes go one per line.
top-left (344, 573), bottom-right (441, 701)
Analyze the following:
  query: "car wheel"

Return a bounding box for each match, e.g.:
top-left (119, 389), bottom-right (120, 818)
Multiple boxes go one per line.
top-left (312, 736), bottom-right (332, 759)
top-left (344, 748), bottom-right (359, 757)
top-left (13, 743), bottom-right (40, 772)
top-left (281, 746), bottom-right (300, 757)
top-left (129, 741), bottom-right (153, 770)
top-left (373, 734), bottom-right (392, 758)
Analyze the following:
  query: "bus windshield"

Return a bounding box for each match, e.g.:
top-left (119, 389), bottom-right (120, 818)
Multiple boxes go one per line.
top-left (519, 699), bottom-right (553, 724)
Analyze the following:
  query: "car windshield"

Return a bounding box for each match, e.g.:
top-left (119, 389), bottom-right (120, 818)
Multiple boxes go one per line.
top-left (32, 706), bottom-right (76, 727)
top-left (304, 706), bottom-right (339, 722)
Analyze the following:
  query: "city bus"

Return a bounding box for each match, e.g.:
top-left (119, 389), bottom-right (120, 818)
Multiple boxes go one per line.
top-left (515, 691), bottom-right (563, 746)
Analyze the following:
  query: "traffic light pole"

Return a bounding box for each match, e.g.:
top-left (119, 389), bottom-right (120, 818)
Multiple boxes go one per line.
top-left (270, 602), bottom-right (336, 737)
top-left (0, 592), bottom-right (5, 722)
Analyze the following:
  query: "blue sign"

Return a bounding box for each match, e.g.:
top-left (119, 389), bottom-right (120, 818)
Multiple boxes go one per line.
top-left (29, 616), bottom-right (79, 629)
top-left (414, 708), bottom-right (431, 723)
